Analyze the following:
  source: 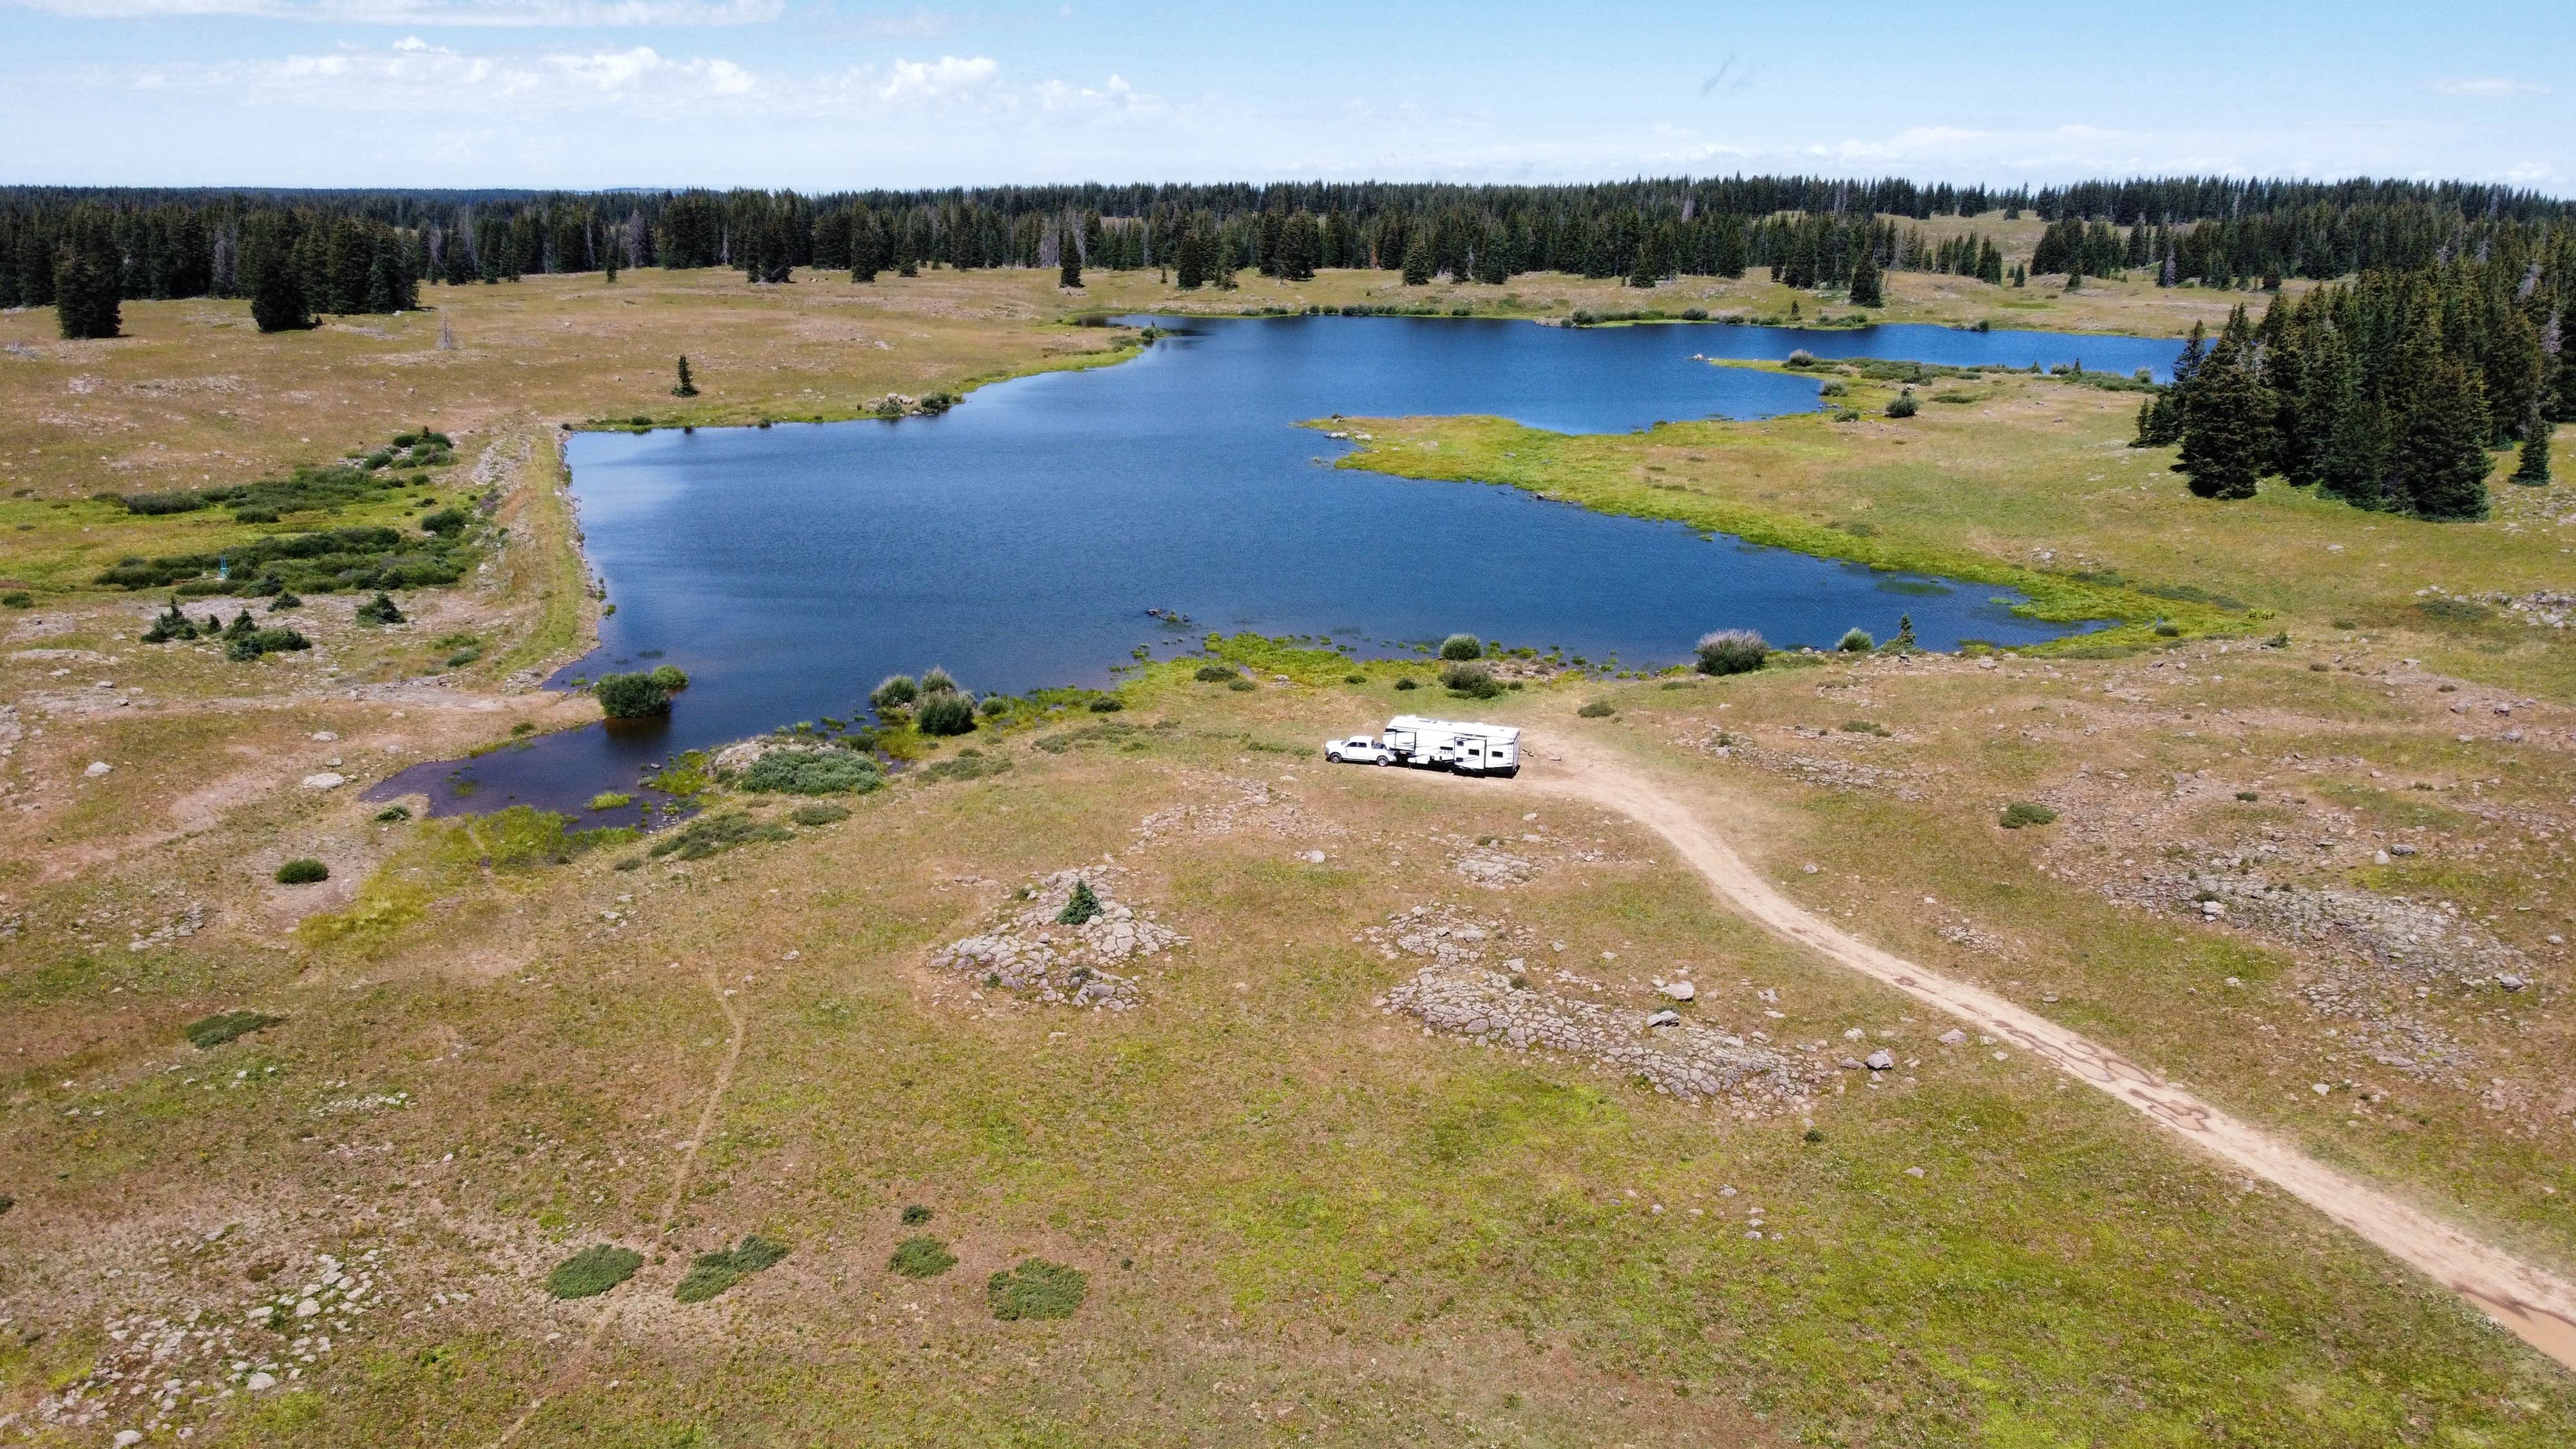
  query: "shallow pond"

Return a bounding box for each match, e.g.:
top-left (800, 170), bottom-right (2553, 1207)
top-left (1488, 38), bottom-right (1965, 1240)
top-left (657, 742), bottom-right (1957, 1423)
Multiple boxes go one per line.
top-left (377, 314), bottom-right (2174, 818)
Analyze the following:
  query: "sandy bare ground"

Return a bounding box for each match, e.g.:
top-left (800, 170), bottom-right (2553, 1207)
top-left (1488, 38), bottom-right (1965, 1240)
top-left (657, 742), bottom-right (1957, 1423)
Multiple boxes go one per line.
top-left (1516, 735), bottom-right (2576, 1372)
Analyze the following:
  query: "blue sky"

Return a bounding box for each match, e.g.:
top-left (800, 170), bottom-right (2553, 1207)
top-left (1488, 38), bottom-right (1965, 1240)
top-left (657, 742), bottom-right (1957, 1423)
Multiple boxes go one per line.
top-left (5, 0), bottom-right (2570, 191)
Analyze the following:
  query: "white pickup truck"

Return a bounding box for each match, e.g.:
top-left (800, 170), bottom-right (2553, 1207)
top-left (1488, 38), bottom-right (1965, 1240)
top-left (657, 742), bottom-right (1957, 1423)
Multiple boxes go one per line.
top-left (1323, 734), bottom-right (1397, 765)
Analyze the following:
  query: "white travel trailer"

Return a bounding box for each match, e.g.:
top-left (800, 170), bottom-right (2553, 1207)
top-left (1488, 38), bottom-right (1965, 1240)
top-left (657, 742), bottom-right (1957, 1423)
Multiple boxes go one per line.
top-left (1381, 714), bottom-right (1521, 777)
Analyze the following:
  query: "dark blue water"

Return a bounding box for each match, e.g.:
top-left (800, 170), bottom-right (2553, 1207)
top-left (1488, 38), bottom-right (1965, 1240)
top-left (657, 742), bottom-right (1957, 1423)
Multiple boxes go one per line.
top-left (377, 315), bottom-right (2164, 817)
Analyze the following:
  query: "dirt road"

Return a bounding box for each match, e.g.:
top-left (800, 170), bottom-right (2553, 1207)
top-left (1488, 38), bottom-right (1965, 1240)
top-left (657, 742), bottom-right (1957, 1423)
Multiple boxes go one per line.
top-left (1522, 739), bottom-right (2576, 1372)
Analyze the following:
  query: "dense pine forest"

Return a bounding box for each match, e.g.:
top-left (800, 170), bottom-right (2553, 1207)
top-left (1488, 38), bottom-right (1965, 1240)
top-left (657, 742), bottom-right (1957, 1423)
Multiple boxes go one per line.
top-left (2138, 235), bottom-right (2572, 518)
top-left (7, 175), bottom-right (2573, 337)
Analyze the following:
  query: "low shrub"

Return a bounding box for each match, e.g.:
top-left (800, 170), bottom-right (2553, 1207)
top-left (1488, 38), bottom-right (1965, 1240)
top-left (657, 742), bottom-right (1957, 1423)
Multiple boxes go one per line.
top-left (901, 1204), bottom-right (935, 1226)
top-left (1227, 679), bottom-right (1256, 692)
top-left (545, 1244), bottom-right (644, 1300)
top-left (674, 1235), bottom-right (788, 1303)
top-left (1694, 629), bottom-right (1768, 676)
top-left (1440, 661), bottom-right (1499, 698)
top-left (1438, 632), bottom-right (1484, 661)
top-left (647, 813), bottom-right (791, 861)
top-left (978, 695), bottom-right (1010, 715)
top-left (589, 791), bottom-right (634, 810)
top-left (1393, 677), bottom-right (1419, 690)
top-left (2235, 791), bottom-right (2260, 802)
top-left (870, 674), bottom-right (918, 710)
top-left (1, 591), bottom-right (30, 608)
top-left (445, 647), bottom-right (480, 667)
top-left (1785, 348), bottom-right (1818, 368)
top-left (274, 858), bottom-right (330, 884)
top-left (226, 627), bottom-right (311, 661)
top-left (648, 665), bottom-right (690, 691)
top-left (1087, 697), bottom-right (1124, 713)
top-left (916, 692), bottom-right (977, 735)
top-left (2000, 800), bottom-right (2058, 829)
top-left (419, 507), bottom-right (470, 537)
top-left (1343, 673), bottom-right (1366, 685)
top-left (1837, 628), bottom-right (1874, 652)
top-left (1886, 388), bottom-right (1918, 418)
top-left (1817, 380), bottom-right (1849, 397)
top-left (890, 1236), bottom-right (956, 1278)
top-left (2152, 622), bottom-right (2183, 638)
top-left (372, 804), bottom-right (412, 822)
top-left (987, 1259), bottom-right (1088, 1321)
top-left (354, 591), bottom-right (405, 625)
top-left (185, 1010), bottom-right (282, 1049)
top-left (1193, 663), bottom-right (1239, 682)
top-left (791, 802), bottom-right (851, 826)
top-left (595, 672), bottom-right (673, 719)
top-left (1577, 700), bottom-right (1615, 717)
top-left (920, 665), bottom-right (960, 695)
top-left (742, 748), bottom-right (883, 796)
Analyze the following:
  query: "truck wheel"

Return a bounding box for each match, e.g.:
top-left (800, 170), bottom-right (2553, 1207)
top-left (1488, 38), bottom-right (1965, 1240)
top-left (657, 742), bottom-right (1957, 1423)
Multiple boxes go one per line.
top-left (1375, 755), bottom-right (1390, 766)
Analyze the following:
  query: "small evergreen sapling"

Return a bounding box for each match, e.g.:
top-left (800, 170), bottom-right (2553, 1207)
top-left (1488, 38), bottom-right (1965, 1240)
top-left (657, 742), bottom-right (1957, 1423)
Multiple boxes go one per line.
top-left (1057, 878), bottom-right (1103, 926)
top-left (672, 355), bottom-right (699, 398)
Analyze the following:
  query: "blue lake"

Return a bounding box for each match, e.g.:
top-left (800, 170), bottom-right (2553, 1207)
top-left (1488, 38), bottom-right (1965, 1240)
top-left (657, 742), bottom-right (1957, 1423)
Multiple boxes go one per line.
top-left (375, 315), bottom-right (2175, 817)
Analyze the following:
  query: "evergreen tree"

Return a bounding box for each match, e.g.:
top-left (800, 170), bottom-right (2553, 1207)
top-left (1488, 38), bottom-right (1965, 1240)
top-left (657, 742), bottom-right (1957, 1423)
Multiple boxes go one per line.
top-left (365, 250), bottom-right (400, 314)
top-left (53, 247), bottom-right (120, 339)
top-left (1401, 233), bottom-right (1434, 286)
top-left (1848, 247), bottom-right (1883, 307)
top-left (2517, 421), bottom-right (2553, 486)
top-left (2316, 346), bottom-right (2383, 508)
top-left (672, 355), bottom-right (699, 398)
top-left (2175, 308), bottom-right (2270, 500)
top-left (1173, 231), bottom-right (1205, 291)
top-left (249, 249), bottom-right (309, 333)
top-left (1059, 231), bottom-right (1083, 289)
top-left (604, 247), bottom-right (619, 285)
top-left (2396, 354), bottom-right (2493, 519)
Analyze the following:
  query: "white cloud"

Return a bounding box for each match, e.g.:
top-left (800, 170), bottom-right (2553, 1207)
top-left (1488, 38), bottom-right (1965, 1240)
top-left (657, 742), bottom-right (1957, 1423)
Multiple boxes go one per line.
top-left (2428, 77), bottom-right (2550, 97)
top-left (873, 53), bottom-right (994, 102)
top-left (7, 0), bottom-right (784, 24)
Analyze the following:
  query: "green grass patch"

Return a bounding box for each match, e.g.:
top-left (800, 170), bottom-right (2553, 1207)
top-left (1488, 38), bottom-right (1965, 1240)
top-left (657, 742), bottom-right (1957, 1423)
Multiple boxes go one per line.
top-left (889, 1236), bottom-right (956, 1278)
top-left (184, 1010), bottom-right (283, 1050)
top-left (545, 1244), bottom-right (644, 1300)
top-left (987, 1259), bottom-right (1086, 1321)
top-left (647, 813), bottom-right (791, 862)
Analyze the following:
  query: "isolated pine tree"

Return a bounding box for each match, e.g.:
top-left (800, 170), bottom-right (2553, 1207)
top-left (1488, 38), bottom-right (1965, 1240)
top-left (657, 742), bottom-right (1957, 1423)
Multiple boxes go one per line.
top-left (604, 247), bottom-right (619, 285)
top-left (672, 355), bottom-right (699, 398)
top-left (1848, 248), bottom-right (1883, 307)
top-left (2517, 422), bottom-right (2554, 486)
top-left (53, 247), bottom-right (120, 339)
top-left (249, 251), bottom-right (309, 333)
top-left (1059, 235), bottom-right (1083, 290)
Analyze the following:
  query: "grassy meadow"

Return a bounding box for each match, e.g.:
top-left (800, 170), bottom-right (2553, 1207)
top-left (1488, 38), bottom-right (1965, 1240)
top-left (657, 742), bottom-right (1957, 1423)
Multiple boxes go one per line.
top-left (3, 256), bottom-right (2574, 1445)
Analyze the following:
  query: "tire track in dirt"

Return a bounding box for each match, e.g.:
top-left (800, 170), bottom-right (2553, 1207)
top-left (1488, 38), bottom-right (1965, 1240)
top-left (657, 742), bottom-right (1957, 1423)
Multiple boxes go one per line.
top-left (1512, 736), bottom-right (2576, 1371)
top-left (491, 965), bottom-right (746, 1446)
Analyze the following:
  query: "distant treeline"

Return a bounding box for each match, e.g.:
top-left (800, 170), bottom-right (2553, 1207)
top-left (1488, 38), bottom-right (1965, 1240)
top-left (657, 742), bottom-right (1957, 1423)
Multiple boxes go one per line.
top-left (7, 175), bottom-right (2573, 332)
top-left (2139, 235), bottom-right (2573, 518)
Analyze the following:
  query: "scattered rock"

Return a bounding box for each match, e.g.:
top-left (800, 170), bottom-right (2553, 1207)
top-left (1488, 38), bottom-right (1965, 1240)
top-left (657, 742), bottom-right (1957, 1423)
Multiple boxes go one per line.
top-left (1864, 1049), bottom-right (1895, 1072)
top-left (301, 772), bottom-right (347, 790)
top-left (1937, 1028), bottom-right (1966, 1045)
top-left (1645, 1009), bottom-right (1681, 1028)
top-left (84, 761), bottom-right (111, 777)
top-left (932, 866), bottom-right (1182, 1010)
top-left (1659, 980), bottom-right (1696, 1001)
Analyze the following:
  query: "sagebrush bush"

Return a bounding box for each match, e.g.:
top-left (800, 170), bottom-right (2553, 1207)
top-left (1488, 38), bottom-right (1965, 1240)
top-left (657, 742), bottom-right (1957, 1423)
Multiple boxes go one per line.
top-left (274, 858), bottom-right (329, 884)
top-left (647, 813), bottom-right (791, 861)
top-left (1694, 629), bottom-right (1768, 676)
top-left (869, 674), bottom-right (918, 710)
top-left (1886, 388), bottom-right (1919, 418)
top-left (594, 672), bottom-right (672, 718)
top-left (1194, 663), bottom-right (1239, 682)
top-left (1088, 697), bottom-right (1124, 713)
top-left (791, 802), bottom-right (851, 826)
top-left (1438, 633), bottom-right (1484, 661)
top-left (919, 665), bottom-right (959, 695)
top-left (1785, 348), bottom-right (1818, 368)
top-left (916, 692), bottom-right (976, 735)
top-left (1837, 627), bottom-right (1875, 652)
top-left (545, 1244), bottom-right (643, 1300)
top-left (1393, 677), bottom-right (1419, 690)
top-left (741, 748), bottom-right (883, 795)
top-left (1440, 661), bottom-right (1499, 697)
top-left (1577, 700), bottom-right (1615, 717)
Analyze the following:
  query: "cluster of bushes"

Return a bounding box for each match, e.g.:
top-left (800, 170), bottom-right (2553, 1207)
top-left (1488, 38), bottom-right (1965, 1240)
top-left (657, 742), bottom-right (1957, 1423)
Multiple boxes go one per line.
top-left (646, 811), bottom-right (791, 861)
top-left (871, 666), bottom-right (978, 735)
top-left (740, 748), bottom-right (884, 796)
top-left (1439, 661), bottom-right (1501, 699)
top-left (140, 602), bottom-right (312, 659)
top-left (105, 433), bottom-right (455, 524)
top-left (595, 665), bottom-right (690, 718)
top-left (1694, 629), bottom-right (1770, 675)
top-left (97, 526), bottom-right (473, 596)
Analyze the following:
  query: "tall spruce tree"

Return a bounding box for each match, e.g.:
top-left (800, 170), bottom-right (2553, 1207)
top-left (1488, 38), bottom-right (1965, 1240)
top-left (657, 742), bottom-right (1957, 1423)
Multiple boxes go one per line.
top-left (2517, 421), bottom-right (2555, 485)
top-left (1848, 247), bottom-right (1883, 307)
top-left (53, 247), bottom-right (120, 340)
top-left (2396, 354), bottom-right (2493, 519)
top-left (1058, 228), bottom-right (1083, 289)
top-left (249, 249), bottom-right (309, 333)
top-left (1400, 233), bottom-right (1434, 286)
top-left (2175, 308), bottom-right (2270, 500)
